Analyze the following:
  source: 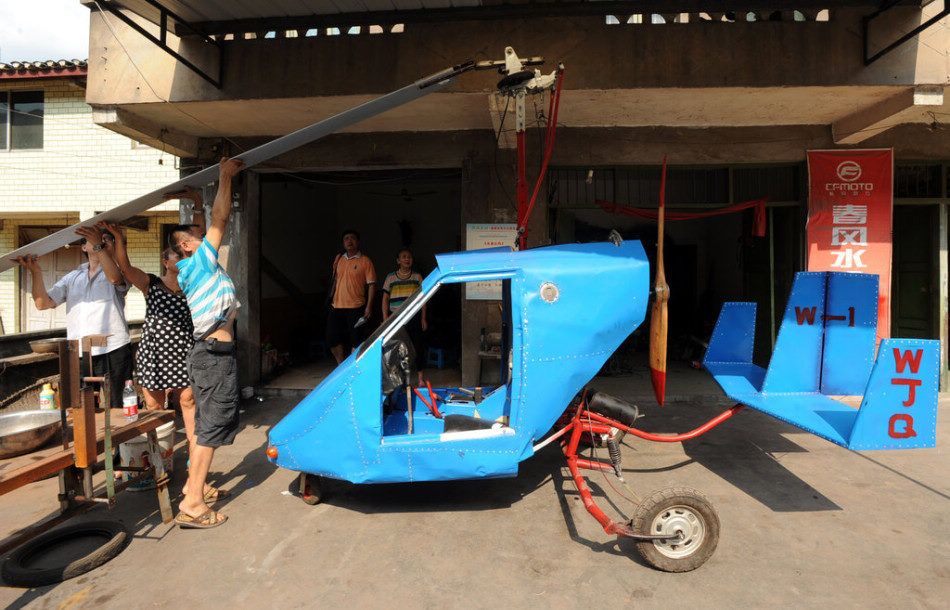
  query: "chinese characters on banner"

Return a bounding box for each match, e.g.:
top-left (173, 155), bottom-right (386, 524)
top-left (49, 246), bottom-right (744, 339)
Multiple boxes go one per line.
top-left (806, 149), bottom-right (893, 343)
top-left (465, 223), bottom-right (517, 300)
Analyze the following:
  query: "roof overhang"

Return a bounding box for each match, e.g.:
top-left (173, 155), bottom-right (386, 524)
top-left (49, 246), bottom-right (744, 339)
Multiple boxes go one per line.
top-left (84, 1), bottom-right (948, 155)
top-left (98, 1), bottom-right (920, 35)
top-left (91, 85), bottom-right (949, 145)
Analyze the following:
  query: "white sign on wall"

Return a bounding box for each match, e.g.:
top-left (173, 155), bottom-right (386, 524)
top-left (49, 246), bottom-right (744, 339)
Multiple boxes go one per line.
top-left (465, 223), bottom-right (517, 300)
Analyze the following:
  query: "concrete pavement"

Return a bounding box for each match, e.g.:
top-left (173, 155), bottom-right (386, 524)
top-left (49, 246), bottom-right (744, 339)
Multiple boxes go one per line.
top-left (1, 381), bottom-right (947, 608)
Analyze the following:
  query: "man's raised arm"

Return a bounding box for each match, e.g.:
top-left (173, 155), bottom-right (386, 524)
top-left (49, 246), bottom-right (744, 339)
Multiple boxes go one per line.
top-left (13, 256), bottom-right (57, 310)
top-left (205, 157), bottom-right (246, 253)
top-left (75, 227), bottom-right (123, 285)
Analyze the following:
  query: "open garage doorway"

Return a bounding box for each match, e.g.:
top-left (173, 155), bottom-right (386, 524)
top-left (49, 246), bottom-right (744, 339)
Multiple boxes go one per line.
top-left (259, 169), bottom-right (462, 384)
top-left (548, 165), bottom-right (804, 387)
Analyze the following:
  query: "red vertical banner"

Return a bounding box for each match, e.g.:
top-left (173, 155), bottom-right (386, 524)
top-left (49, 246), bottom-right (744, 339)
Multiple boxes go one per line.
top-left (807, 149), bottom-right (893, 343)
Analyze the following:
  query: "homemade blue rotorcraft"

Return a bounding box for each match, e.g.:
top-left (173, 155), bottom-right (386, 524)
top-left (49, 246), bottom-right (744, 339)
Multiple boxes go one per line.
top-left (253, 44), bottom-right (939, 573)
top-left (268, 240), bottom-right (649, 483)
top-left (266, 238), bottom-right (940, 572)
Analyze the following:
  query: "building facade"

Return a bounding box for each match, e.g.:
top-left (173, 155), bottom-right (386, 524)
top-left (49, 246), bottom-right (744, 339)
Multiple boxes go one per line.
top-left (0, 60), bottom-right (181, 333)
top-left (76, 2), bottom-right (950, 387)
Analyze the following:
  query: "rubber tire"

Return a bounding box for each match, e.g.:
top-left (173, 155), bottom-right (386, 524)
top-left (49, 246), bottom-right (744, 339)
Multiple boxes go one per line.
top-left (301, 474), bottom-right (324, 505)
top-left (2, 520), bottom-right (130, 587)
top-left (629, 487), bottom-right (720, 572)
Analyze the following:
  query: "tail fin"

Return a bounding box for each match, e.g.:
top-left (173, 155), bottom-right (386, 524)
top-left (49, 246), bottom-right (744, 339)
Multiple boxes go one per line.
top-left (704, 302), bottom-right (756, 367)
top-left (761, 271), bottom-right (878, 395)
top-left (761, 272), bottom-right (826, 394)
top-left (848, 339), bottom-right (941, 450)
top-left (703, 302), bottom-right (765, 402)
top-left (820, 272), bottom-right (878, 395)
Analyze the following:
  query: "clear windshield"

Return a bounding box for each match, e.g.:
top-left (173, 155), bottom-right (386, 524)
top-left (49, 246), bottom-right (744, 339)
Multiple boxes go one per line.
top-left (358, 288), bottom-right (426, 356)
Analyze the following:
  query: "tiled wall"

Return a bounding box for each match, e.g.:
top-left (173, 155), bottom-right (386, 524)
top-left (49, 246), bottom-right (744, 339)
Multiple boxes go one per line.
top-left (0, 79), bottom-right (181, 333)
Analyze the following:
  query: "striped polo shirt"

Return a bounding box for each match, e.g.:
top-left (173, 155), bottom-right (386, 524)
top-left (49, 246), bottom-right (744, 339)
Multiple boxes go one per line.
top-left (382, 270), bottom-right (423, 313)
top-left (176, 239), bottom-right (239, 339)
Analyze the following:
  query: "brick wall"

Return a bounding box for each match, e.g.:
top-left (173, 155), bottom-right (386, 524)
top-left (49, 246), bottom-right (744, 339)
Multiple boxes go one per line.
top-left (0, 78), bottom-right (181, 333)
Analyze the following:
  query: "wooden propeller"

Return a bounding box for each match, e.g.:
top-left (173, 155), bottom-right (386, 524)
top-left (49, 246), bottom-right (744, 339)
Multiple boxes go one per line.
top-left (649, 156), bottom-right (670, 406)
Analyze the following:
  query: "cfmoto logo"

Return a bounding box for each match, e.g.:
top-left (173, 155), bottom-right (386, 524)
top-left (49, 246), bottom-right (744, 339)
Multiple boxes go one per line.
top-left (836, 161), bottom-right (862, 182)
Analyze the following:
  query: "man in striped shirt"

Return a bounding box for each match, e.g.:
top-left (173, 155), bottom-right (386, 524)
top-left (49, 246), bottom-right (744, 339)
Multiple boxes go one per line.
top-left (167, 156), bottom-right (244, 529)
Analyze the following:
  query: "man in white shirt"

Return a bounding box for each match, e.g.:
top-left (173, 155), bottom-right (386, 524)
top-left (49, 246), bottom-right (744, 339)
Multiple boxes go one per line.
top-left (14, 227), bottom-right (132, 408)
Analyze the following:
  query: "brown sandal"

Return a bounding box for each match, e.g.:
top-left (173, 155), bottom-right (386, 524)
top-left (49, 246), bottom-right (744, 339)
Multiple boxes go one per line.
top-left (204, 486), bottom-right (231, 502)
top-left (175, 509), bottom-right (228, 529)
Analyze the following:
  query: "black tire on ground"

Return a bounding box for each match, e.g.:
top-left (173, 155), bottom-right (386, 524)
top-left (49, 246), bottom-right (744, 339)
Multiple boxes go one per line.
top-left (300, 474), bottom-right (324, 505)
top-left (629, 487), bottom-right (720, 572)
top-left (1, 520), bottom-right (130, 587)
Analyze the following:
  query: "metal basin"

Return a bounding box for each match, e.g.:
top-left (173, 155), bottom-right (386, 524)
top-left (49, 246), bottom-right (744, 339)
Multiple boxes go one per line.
top-left (29, 338), bottom-right (66, 354)
top-left (0, 410), bottom-right (63, 459)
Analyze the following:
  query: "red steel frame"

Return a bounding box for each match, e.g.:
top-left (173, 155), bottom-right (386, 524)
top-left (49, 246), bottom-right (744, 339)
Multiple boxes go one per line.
top-left (557, 396), bottom-right (745, 539)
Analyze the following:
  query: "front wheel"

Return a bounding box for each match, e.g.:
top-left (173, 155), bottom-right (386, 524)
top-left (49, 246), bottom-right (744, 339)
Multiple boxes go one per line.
top-left (299, 473), bottom-right (324, 505)
top-left (629, 487), bottom-right (719, 572)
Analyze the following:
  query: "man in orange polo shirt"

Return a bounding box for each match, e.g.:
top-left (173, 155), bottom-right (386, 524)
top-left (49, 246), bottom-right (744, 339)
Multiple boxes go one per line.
top-left (328, 229), bottom-right (377, 363)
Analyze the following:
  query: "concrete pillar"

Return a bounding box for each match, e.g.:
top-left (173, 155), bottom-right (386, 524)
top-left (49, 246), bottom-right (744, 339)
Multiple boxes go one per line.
top-left (939, 203), bottom-right (948, 391)
top-left (228, 171), bottom-right (262, 388)
top-left (458, 147), bottom-right (545, 386)
top-left (460, 156), bottom-right (490, 386)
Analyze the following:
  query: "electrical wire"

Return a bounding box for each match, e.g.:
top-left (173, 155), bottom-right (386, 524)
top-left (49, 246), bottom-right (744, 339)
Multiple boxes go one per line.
top-left (531, 92), bottom-right (546, 175)
top-left (281, 170), bottom-right (459, 187)
top-left (0, 142), bottom-right (172, 168)
top-left (492, 95), bottom-right (516, 211)
top-left (0, 162), bottom-right (153, 187)
top-left (585, 409), bottom-right (639, 508)
top-left (4, 105), bottom-right (148, 139)
top-left (597, 454), bottom-right (641, 507)
top-left (0, 105), bottom-right (178, 168)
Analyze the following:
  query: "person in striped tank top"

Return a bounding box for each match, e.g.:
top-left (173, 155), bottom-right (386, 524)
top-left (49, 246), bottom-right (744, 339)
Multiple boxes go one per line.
top-left (382, 248), bottom-right (428, 384)
top-left (167, 156), bottom-right (245, 529)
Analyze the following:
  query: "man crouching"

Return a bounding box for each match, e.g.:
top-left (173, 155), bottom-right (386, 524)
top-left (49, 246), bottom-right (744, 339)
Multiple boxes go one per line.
top-left (169, 157), bottom-right (244, 529)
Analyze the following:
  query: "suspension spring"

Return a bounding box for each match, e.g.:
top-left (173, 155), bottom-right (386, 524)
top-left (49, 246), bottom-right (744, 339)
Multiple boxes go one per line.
top-left (606, 435), bottom-right (623, 480)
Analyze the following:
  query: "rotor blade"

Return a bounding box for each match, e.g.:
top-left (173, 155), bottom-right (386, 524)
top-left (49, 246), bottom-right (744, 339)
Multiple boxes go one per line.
top-left (0, 67), bottom-right (462, 273)
top-left (649, 156), bottom-right (670, 406)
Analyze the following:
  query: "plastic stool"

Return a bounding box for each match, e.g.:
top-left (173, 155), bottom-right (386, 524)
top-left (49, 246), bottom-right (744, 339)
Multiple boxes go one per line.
top-left (426, 347), bottom-right (445, 369)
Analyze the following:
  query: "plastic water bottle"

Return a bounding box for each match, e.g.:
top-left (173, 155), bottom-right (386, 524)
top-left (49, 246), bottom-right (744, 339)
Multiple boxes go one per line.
top-left (39, 383), bottom-right (56, 410)
top-left (122, 380), bottom-right (139, 422)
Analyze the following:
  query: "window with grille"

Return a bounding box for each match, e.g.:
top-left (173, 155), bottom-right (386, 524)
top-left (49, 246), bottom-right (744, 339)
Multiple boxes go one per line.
top-left (1, 90), bottom-right (44, 150)
top-left (549, 164), bottom-right (799, 208)
top-left (733, 166), bottom-right (801, 203)
top-left (895, 164), bottom-right (941, 199)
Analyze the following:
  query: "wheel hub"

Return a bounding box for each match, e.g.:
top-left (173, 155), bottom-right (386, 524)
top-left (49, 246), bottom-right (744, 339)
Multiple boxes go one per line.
top-left (650, 505), bottom-right (706, 559)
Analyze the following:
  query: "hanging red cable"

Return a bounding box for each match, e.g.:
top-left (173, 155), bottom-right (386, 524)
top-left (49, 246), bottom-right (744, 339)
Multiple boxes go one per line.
top-left (518, 67), bottom-right (564, 248)
top-left (598, 197), bottom-right (770, 237)
top-left (520, 68), bottom-right (563, 228)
